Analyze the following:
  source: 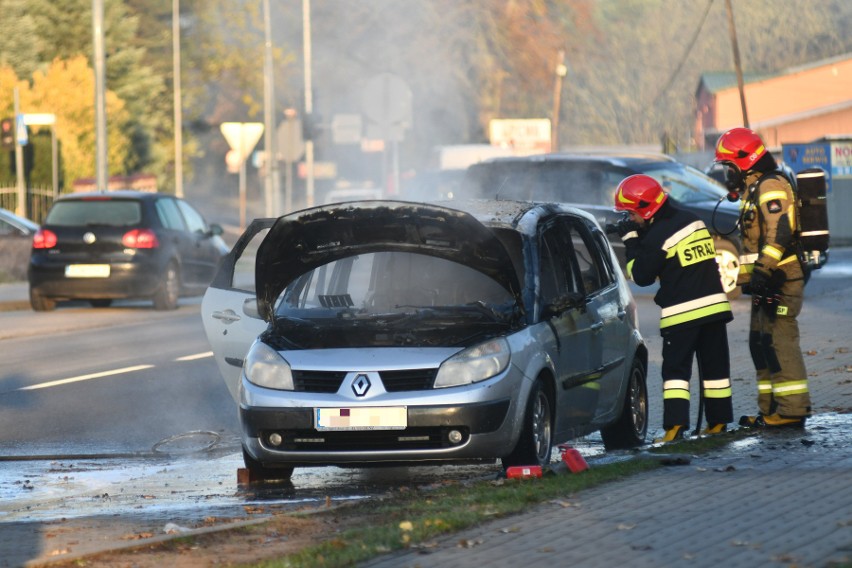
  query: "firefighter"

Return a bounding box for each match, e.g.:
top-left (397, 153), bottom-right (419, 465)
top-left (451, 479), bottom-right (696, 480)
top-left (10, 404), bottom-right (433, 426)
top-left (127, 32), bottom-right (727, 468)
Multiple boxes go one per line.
top-left (613, 174), bottom-right (733, 442)
top-left (713, 127), bottom-right (811, 428)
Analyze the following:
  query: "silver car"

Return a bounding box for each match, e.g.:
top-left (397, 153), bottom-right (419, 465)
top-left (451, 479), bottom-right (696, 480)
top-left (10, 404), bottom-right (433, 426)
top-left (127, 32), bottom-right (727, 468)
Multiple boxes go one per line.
top-left (201, 200), bottom-right (648, 481)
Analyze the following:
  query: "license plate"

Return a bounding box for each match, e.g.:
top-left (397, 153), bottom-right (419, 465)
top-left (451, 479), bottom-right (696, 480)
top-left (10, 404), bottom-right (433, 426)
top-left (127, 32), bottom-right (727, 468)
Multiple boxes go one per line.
top-left (315, 406), bottom-right (407, 431)
top-left (65, 264), bottom-right (111, 278)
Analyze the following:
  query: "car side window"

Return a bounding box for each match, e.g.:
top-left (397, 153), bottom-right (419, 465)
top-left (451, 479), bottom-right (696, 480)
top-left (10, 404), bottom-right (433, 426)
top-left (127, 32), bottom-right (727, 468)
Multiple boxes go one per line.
top-left (568, 218), bottom-right (613, 294)
top-left (539, 221), bottom-right (580, 304)
top-left (176, 200), bottom-right (208, 234)
top-left (156, 198), bottom-right (188, 231)
top-left (232, 228), bottom-right (270, 292)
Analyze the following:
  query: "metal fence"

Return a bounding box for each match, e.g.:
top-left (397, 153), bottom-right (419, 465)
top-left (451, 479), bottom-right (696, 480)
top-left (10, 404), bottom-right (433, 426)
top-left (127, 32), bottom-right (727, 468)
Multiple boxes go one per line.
top-left (0, 186), bottom-right (55, 224)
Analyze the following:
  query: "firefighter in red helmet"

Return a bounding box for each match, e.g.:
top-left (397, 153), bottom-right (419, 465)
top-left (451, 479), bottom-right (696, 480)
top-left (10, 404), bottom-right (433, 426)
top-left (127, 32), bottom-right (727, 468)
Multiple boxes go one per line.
top-left (613, 174), bottom-right (734, 442)
top-left (714, 127), bottom-right (811, 428)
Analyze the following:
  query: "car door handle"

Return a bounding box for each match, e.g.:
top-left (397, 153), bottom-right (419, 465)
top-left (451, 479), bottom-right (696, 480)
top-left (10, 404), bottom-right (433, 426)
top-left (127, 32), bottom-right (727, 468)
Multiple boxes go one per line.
top-left (590, 321), bottom-right (604, 331)
top-left (212, 309), bottom-right (241, 324)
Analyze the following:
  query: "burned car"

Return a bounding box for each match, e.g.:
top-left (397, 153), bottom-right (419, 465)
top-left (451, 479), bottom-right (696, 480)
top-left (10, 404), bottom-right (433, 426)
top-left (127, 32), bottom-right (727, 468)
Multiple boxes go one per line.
top-left (201, 200), bottom-right (648, 480)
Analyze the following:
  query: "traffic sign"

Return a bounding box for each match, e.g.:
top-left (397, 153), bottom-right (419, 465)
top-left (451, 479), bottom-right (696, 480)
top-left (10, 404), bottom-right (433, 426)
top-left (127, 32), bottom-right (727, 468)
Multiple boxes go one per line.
top-left (277, 118), bottom-right (305, 162)
top-left (16, 113), bottom-right (28, 146)
top-left (220, 122), bottom-right (264, 163)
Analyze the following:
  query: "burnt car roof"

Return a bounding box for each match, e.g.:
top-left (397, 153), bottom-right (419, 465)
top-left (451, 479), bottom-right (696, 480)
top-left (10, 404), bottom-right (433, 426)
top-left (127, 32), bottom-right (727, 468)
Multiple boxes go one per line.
top-left (255, 200), bottom-right (532, 322)
top-left (54, 191), bottom-right (165, 201)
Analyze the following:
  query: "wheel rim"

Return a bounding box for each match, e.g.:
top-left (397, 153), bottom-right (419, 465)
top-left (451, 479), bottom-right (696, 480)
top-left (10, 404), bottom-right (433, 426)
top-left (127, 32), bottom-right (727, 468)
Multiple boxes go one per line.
top-left (715, 249), bottom-right (740, 294)
top-left (629, 366), bottom-right (648, 438)
top-left (532, 390), bottom-right (552, 462)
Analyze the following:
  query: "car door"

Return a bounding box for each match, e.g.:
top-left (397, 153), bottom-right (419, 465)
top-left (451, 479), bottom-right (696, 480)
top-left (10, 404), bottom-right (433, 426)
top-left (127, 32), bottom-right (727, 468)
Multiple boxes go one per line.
top-left (568, 217), bottom-right (630, 418)
top-left (176, 199), bottom-right (224, 286)
top-left (201, 219), bottom-right (275, 402)
top-left (537, 218), bottom-right (601, 430)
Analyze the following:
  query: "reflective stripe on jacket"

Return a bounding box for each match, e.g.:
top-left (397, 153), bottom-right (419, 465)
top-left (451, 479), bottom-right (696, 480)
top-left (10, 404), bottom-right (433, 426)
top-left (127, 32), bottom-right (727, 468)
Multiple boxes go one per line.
top-left (626, 201), bottom-right (733, 331)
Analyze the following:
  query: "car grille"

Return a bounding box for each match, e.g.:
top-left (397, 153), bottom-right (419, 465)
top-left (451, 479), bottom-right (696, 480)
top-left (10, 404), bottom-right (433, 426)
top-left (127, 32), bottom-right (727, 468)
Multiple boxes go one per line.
top-left (262, 427), bottom-right (469, 451)
top-left (292, 370), bottom-right (347, 393)
top-left (380, 369), bottom-right (437, 391)
top-left (291, 369), bottom-right (437, 393)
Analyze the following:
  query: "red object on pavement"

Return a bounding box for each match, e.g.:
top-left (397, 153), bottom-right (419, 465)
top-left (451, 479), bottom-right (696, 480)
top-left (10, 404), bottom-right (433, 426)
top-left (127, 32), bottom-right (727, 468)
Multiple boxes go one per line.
top-left (558, 444), bottom-right (589, 473)
top-left (506, 465), bottom-right (543, 479)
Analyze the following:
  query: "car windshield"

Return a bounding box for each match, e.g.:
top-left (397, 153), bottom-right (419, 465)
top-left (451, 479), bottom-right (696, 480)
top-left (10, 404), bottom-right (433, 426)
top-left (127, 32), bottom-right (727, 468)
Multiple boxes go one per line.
top-left (269, 251), bottom-right (519, 349)
top-left (635, 162), bottom-right (729, 204)
top-left (460, 162), bottom-right (620, 205)
top-left (45, 200), bottom-right (142, 227)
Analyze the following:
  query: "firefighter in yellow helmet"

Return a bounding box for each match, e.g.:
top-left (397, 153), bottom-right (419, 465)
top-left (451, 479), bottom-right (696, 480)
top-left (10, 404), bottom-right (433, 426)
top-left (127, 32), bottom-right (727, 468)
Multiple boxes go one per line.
top-left (713, 127), bottom-right (811, 428)
top-left (613, 174), bottom-right (733, 442)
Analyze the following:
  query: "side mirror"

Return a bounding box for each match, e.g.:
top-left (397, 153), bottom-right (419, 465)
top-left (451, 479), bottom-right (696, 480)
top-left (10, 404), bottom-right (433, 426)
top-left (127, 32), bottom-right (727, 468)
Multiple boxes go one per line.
top-left (542, 292), bottom-right (586, 318)
top-left (207, 223), bottom-right (224, 237)
top-left (243, 297), bottom-right (262, 319)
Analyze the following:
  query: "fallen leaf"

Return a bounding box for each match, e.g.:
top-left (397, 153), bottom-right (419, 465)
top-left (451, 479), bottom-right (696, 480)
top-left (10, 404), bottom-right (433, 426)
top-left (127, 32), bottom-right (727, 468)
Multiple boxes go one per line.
top-left (617, 523), bottom-right (635, 530)
top-left (550, 499), bottom-right (573, 508)
top-left (499, 526), bottom-right (521, 534)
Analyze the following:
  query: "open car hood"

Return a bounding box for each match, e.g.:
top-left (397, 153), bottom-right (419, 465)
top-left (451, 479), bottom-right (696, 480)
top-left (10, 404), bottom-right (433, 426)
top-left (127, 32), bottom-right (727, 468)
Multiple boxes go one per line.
top-left (255, 201), bottom-right (523, 322)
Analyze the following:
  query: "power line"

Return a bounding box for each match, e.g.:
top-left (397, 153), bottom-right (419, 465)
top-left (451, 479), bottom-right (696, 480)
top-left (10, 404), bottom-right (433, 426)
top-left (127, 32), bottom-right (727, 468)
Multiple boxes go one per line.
top-left (651, 0), bottom-right (715, 107)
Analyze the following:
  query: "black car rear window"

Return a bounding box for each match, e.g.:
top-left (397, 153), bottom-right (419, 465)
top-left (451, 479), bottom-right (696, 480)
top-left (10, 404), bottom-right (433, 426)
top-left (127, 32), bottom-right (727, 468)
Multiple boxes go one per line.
top-left (45, 200), bottom-right (142, 227)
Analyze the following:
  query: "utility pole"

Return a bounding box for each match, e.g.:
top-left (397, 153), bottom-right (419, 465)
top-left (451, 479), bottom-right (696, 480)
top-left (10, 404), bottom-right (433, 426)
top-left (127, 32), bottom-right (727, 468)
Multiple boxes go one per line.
top-left (263, 0), bottom-right (280, 216)
top-left (551, 49), bottom-right (567, 152)
top-left (725, 0), bottom-right (749, 127)
top-left (13, 88), bottom-right (25, 218)
top-left (302, 0), bottom-right (314, 208)
top-left (172, 0), bottom-right (184, 197)
top-left (92, 0), bottom-right (108, 190)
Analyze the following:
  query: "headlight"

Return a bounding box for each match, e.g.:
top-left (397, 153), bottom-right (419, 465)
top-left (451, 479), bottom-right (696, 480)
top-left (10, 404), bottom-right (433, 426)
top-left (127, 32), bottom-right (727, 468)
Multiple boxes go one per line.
top-left (243, 341), bottom-right (294, 390)
top-left (433, 338), bottom-right (510, 388)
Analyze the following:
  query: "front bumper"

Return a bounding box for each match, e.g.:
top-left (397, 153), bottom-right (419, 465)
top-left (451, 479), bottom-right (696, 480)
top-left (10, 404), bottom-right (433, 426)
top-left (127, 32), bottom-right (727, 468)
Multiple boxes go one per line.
top-left (241, 398), bottom-right (517, 466)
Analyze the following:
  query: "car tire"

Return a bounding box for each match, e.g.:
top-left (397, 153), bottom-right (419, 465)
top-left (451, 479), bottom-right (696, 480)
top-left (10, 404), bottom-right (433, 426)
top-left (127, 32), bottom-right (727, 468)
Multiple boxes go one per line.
top-left (242, 447), bottom-right (294, 482)
top-left (30, 287), bottom-right (56, 312)
top-left (153, 262), bottom-right (180, 310)
top-left (502, 378), bottom-right (553, 469)
top-left (715, 239), bottom-right (742, 300)
top-left (601, 358), bottom-right (648, 450)
top-left (89, 299), bottom-right (113, 308)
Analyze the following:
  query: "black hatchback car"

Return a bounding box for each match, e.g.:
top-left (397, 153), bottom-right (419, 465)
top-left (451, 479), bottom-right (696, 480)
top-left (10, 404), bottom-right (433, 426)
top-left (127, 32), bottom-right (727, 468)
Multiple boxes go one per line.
top-left (457, 152), bottom-right (744, 297)
top-left (28, 191), bottom-right (228, 311)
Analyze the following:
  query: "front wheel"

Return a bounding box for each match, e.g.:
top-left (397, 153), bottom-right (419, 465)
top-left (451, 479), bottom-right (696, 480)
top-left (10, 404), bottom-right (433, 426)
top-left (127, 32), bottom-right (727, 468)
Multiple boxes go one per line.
top-left (601, 358), bottom-right (648, 450)
top-left (502, 379), bottom-right (553, 469)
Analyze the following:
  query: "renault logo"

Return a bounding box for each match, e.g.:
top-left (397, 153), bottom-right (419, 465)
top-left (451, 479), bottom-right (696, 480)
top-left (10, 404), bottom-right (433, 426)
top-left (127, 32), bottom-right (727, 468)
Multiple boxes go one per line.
top-left (83, 232), bottom-right (97, 244)
top-left (351, 374), bottom-right (371, 397)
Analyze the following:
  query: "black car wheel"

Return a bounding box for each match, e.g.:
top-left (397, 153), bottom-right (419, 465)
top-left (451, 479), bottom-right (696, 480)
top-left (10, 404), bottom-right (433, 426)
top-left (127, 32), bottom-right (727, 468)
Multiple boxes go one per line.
top-left (153, 262), bottom-right (180, 310)
top-left (30, 287), bottom-right (56, 312)
top-left (89, 299), bottom-right (113, 308)
top-left (502, 378), bottom-right (553, 469)
top-left (601, 358), bottom-right (648, 450)
top-left (242, 447), bottom-right (294, 482)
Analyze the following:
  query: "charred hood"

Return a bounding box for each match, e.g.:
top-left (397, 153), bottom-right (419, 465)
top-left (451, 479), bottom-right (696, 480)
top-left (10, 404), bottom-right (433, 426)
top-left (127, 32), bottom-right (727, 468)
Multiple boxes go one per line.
top-left (255, 201), bottom-right (522, 321)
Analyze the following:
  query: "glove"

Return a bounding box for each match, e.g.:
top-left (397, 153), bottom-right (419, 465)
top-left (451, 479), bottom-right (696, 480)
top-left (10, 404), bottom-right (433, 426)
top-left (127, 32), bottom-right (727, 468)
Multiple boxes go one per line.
top-left (746, 267), bottom-right (786, 297)
top-left (745, 268), bottom-right (771, 298)
top-left (614, 219), bottom-right (641, 242)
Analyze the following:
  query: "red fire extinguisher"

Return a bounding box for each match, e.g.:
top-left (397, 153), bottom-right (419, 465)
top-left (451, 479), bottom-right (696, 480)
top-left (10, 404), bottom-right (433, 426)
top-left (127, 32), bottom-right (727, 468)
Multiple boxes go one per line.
top-left (558, 444), bottom-right (589, 473)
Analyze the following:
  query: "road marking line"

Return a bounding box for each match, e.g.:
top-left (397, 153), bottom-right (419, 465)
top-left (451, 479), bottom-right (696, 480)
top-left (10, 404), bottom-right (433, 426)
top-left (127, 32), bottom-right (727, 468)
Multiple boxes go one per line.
top-left (17, 365), bottom-right (154, 391)
top-left (176, 352), bottom-right (213, 362)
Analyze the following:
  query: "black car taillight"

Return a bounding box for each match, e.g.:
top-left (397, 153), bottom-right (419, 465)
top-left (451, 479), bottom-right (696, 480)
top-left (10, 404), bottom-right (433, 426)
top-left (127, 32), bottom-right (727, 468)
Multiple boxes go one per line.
top-left (122, 228), bottom-right (159, 249)
top-left (32, 228), bottom-right (57, 249)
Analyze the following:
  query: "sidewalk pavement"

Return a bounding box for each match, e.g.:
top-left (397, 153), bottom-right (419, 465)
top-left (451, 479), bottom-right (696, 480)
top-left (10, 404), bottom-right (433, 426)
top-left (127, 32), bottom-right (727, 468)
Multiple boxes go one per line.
top-left (0, 281), bottom-right (30, 312)
top-left (362, 286), bottom-right (852, 568)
